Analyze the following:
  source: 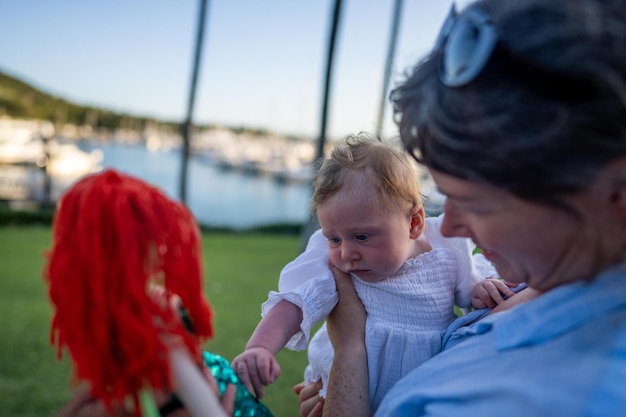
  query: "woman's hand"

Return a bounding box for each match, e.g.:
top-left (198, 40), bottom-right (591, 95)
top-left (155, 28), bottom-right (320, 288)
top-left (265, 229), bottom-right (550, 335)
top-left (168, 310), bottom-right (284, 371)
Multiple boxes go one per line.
top-left (325, 264), bottom-right (366, 352)
top-left (490, 287), bottom-right (541, 315)
top-left (321, 264), bottom-right (370, 417)
top-left (294, 380), bottom-right (324, 417)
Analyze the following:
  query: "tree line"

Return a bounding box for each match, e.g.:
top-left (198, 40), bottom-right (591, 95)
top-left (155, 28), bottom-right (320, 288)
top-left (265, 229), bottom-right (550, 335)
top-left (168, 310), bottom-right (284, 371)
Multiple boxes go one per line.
top-left (0, 69), bottom-right (174, 132)
top-left (0, 69), bottom-right (284, 139)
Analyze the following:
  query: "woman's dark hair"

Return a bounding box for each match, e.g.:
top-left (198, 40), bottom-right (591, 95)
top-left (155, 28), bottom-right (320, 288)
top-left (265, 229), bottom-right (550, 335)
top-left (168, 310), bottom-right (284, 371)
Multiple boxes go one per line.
top-left (392, 0), bottom-right (626, 206)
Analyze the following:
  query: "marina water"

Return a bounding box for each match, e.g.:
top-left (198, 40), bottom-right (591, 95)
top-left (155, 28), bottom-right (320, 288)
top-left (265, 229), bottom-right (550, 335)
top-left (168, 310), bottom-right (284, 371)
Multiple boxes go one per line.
top-left (94, 142), bottom-right (314, 230)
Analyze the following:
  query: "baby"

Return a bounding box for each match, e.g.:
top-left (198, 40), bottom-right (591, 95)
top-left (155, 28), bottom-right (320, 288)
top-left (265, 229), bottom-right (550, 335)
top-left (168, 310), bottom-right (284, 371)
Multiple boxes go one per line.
top-left (232, 135), bottom-right (511, 412)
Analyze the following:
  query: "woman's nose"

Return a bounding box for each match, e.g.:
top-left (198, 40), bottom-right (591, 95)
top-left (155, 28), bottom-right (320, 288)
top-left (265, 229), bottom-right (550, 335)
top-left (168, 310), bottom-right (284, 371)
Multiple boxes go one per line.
top-left (440, 202), bottom-right (471, 238)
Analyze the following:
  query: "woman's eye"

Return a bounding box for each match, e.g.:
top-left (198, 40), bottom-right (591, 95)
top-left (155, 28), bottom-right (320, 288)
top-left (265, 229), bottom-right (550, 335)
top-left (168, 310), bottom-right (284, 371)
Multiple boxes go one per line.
top-left (465, 205), bottom-right (495, 215)
top-left (451, 200), bottom-right (493, 215)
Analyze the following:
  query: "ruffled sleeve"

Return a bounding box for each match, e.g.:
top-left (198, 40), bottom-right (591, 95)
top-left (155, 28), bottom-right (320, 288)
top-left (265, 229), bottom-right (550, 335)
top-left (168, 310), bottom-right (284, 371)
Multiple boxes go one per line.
top-left (261, 229), bottom-right (338, 351)
top-left (277, 229), bottom-right (330, 292)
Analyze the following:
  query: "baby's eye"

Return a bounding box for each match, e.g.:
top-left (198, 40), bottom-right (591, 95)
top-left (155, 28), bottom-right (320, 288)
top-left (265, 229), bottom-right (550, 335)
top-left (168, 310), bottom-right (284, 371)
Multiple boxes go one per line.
top-left (355, 234), bottom-right (370, 241)
top-left (327, 237), bottom-right (341, 246)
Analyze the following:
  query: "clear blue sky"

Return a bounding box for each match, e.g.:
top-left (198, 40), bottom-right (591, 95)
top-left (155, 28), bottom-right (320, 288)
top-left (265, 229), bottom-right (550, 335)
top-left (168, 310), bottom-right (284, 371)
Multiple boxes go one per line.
top-left (0, 0), bottom-right (465, 140)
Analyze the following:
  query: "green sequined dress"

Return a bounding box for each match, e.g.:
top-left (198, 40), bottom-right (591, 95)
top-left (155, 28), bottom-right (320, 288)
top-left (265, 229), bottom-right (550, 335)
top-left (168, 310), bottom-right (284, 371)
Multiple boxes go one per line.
top-left (203, 351), bottom-right (275, 417)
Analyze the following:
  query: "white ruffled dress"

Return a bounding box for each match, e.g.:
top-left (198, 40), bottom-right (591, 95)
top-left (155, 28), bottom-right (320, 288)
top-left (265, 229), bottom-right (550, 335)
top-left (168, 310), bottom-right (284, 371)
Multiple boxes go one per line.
top-left (261, 214), bottom-right (496, 412)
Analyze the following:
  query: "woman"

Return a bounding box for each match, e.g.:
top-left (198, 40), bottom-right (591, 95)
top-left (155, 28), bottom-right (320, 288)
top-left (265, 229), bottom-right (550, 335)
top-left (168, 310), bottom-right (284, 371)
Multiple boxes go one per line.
top-left (298, 0), bottom-right (626, 415)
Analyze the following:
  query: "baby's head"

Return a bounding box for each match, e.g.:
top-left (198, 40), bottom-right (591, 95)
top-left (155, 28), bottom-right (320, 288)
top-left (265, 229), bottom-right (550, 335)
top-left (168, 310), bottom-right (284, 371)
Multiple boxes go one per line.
top-left (312, 134), bottom-right (423, 213)
top-left (44, 169), bottom-right (213, 412)
top-left (312, 134), bottom-right (426, 282)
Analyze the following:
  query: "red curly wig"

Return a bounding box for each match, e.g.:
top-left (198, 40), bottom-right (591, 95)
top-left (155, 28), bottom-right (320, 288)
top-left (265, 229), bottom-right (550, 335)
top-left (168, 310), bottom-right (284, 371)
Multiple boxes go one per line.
top-left (43, 169), bottom-right (214, 414)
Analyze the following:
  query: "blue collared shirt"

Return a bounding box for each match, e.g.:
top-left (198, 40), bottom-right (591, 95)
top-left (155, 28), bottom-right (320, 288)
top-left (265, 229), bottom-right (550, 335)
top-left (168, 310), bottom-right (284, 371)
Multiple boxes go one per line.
top-left (375, 263), bottom-right (626, 417)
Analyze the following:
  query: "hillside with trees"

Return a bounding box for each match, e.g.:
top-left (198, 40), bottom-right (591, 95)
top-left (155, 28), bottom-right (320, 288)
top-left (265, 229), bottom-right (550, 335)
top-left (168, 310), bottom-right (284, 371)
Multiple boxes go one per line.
top-left (0, 68), bottom-right (178, 132)
top-left (0, 69), bottom-right (291, 140)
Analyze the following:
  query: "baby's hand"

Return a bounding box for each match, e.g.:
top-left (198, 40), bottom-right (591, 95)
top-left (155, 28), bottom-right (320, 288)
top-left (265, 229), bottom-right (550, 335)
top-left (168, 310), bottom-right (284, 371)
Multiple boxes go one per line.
top-left (231, 347), bottom-right (281, 399)
top-left (471, 278), bottom-right (516, 309)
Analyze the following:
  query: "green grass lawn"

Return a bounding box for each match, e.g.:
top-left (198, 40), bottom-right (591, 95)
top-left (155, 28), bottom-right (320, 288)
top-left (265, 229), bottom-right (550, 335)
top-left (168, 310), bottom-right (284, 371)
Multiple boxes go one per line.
top-left (0, 225), bottom-right (309, 417)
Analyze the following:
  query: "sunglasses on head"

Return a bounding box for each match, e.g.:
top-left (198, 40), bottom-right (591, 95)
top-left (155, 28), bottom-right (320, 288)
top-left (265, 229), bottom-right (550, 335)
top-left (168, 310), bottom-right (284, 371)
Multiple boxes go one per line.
top-left (435, 3), bottom-right (498, 87)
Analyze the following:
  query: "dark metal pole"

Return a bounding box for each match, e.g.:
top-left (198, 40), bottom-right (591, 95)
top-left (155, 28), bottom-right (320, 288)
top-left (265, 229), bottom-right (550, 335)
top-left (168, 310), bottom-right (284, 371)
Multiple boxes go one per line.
top-left (315, 0), bottom-right (343, 161)
top-left (375, 0), bottom-right (403, 141)
top-left (180, 0), bottom-right (209, 204)
top-left (302, 0), bottom-right (343, 249)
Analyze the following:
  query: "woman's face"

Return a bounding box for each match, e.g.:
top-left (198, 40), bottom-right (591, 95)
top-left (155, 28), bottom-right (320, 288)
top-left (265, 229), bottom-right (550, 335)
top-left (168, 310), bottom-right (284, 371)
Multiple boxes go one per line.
top-left (430, 168), bottom-right (619, 292)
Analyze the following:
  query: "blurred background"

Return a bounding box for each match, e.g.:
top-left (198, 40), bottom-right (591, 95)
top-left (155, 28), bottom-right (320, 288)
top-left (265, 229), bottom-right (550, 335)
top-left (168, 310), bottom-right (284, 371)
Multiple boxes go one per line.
top-left (0, 0), bottom-right (460, 229)
top-left (0, 1), bottom-right (470, 415)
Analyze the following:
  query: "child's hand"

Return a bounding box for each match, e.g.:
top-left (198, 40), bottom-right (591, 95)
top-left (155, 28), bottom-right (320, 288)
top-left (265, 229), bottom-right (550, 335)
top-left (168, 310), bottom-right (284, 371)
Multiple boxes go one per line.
top-left (471, 278), bottom-right (516, 309)
top-left (232, 347), bottom-right (281, 399)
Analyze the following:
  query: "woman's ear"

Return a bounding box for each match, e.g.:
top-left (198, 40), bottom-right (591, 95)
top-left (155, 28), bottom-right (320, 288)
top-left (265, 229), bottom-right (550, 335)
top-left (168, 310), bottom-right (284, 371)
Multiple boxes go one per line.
top-left (609, 158), bottom-right (626, 220)
top-left (409, 206), bottom-right (425, 239)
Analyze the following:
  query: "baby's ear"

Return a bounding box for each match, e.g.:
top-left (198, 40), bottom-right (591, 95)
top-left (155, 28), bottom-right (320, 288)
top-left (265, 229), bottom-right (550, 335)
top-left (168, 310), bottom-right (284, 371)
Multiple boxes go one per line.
top-left (409, 206), bottom-right (425, 239)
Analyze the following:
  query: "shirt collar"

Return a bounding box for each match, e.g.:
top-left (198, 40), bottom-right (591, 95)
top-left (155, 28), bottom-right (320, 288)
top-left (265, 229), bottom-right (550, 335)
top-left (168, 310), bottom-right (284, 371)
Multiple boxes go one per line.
top-left (491, 263), bottom-right (626, 350)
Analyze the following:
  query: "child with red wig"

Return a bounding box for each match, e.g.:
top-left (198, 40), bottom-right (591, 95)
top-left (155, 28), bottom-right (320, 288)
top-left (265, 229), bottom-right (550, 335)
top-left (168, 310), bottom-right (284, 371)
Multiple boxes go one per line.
top-left (44, 169), bottom-right (272, 417)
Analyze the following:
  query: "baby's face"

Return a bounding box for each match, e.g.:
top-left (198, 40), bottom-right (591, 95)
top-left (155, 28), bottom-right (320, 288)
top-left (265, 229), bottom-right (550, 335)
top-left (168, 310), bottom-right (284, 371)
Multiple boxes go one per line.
top-left (317, 188), bottom-right (422, 283)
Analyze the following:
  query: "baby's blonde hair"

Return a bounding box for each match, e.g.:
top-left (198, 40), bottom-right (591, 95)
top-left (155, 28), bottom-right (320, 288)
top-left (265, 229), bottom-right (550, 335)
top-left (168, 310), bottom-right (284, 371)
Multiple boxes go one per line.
top-left (312, 133), bottom-right (423, 214)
